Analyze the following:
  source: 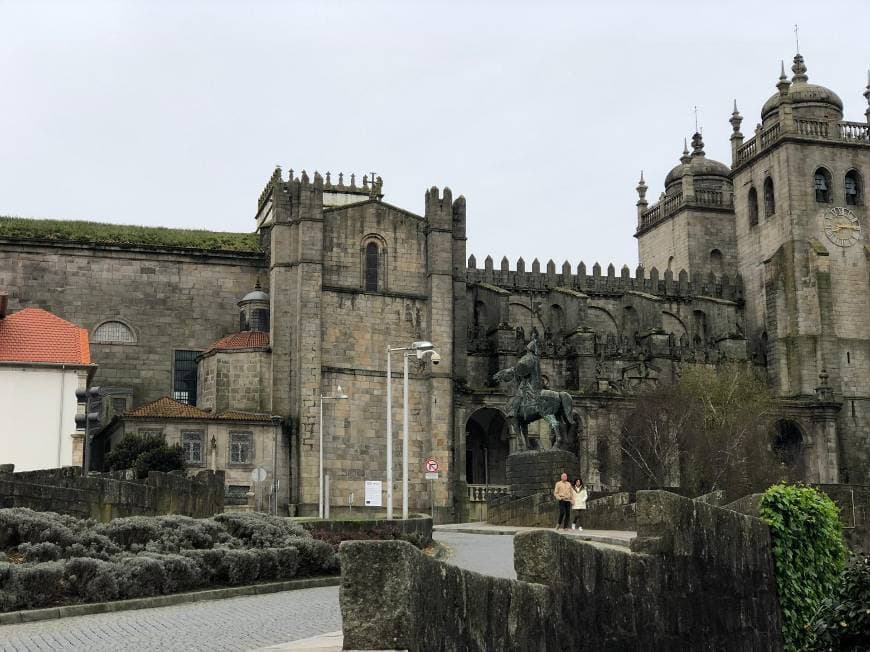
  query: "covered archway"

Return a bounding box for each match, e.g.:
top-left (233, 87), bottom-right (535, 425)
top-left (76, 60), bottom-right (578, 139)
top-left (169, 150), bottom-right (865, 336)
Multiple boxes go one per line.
top-left (465, 408), bottom-right (509, 485)
top-left (773, 419), bottom-right (805, 476)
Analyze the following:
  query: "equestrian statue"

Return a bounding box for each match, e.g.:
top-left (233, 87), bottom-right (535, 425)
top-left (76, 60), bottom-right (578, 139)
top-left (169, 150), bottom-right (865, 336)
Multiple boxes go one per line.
top-left (492, 335), bottom-right (575, 451)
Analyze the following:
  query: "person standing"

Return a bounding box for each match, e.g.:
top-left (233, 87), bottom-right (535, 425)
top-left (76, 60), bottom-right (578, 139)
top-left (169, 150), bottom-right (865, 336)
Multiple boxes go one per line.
top-left (553, 472), bottom-right (573, 529)
top-left (571, 478), bottom-right (588, 530)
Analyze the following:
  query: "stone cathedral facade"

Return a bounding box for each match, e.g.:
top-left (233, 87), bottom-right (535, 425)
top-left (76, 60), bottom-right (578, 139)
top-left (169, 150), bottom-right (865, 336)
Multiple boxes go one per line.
top-left (2, 53), bottom-right (868, 519)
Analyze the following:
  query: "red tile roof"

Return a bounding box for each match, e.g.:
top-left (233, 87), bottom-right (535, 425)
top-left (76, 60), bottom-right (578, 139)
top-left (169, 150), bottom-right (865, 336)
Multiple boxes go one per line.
top-left (0, 308), bottom-right (91, 364)
top-left (124, 396), bottom-right (276, 423)
top-left (206, 331), bottom-right (269, 353)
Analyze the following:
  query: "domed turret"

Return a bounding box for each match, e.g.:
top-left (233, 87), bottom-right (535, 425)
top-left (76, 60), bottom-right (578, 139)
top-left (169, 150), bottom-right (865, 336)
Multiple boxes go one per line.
top-left (760, 54), bottom-right (843, 125)
top-left (664, 133), bottom-right (731, 194)
top-left (237, 280), bottom-right (270, 332)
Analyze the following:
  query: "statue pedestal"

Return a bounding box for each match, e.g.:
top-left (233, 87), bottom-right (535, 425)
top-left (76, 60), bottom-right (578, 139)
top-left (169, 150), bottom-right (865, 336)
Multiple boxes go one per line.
top-left (506, 449), bottom-right (581, 498)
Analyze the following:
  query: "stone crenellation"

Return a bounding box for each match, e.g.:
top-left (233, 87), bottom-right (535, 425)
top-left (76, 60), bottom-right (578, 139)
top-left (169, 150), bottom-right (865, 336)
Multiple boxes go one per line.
top-left (258, 167), bottom-right (384, 209)
top-left (466, 256), bottom-right (743, 302)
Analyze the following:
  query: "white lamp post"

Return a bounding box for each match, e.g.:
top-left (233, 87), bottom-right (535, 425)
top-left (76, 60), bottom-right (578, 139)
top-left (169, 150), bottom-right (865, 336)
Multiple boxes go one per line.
top-left (319, 385), bottom-right (348, 519)
top-left (386, 341), bottom-right (439, 520)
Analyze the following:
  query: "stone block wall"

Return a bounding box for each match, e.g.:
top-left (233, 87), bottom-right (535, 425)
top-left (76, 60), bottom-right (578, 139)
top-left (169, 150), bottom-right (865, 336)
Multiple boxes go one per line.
top-left (341, 491), bottom-right (783, 651)
top-left (0, 466), bottom-right (224, 521)
top-left (302, 514), bottom-right (432, 546)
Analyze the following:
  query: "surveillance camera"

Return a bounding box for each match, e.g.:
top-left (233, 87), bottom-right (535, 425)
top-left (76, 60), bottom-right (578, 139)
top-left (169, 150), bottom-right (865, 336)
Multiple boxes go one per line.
top-left (430, 352), bottom-right (441, 365)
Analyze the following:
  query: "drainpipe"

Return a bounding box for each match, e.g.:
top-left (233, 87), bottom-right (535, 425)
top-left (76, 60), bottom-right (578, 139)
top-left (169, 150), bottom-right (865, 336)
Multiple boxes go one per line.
top-left (57, 365), bottom-right (67, 466)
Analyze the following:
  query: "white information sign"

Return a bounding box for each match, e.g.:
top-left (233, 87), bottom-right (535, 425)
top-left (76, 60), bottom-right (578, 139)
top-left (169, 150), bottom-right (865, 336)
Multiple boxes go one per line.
top-left (425, 472), bottom-right (439, 480)
top-left (364, 480), bottom-right (383, 507)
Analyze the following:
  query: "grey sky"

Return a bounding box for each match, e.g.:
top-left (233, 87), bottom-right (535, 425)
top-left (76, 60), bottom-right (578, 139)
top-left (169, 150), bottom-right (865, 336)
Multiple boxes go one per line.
top-left (1, 0), bottom-right (868, 270)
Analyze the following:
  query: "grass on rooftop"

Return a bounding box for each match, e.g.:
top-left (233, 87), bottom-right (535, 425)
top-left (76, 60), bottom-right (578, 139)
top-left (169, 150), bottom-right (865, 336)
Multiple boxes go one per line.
top-left (0, 215), bottom-right (261, 252)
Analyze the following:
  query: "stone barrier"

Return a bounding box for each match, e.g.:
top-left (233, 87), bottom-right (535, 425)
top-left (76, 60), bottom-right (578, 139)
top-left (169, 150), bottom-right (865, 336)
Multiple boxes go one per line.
top-left (0, 465), bottom-right (224, 521)
top-left (341, 490), bottom-right (784, 651)
top-left (301, 514), bottom-right (432, 546)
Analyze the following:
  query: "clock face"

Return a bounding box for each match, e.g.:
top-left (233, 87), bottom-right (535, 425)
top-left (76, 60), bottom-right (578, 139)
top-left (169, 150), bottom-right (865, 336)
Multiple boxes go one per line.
top-left (824, 207), bottom-right (861, 247)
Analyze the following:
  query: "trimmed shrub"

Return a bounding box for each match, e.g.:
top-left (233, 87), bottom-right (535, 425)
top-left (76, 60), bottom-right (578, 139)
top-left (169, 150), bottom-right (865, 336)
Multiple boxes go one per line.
top-left (18, 541), bottom-right (62, 562)
top-left (285, 536), bottom-right (337, 576)
top-left (141, 553), bottom-right (201, 593)
top-left (96, 517), bottom-right (161, 549)
top-left (181, 548), bottom-right (230, 584)
top-left (64, 557), bottom-right (120, 602)
top-left (0, 508), bottom-right (81, 548)
top-left (115, 556), bottom-right (167, 598)
top-left (760, 484), bottom-right (846, 651)
top-left (271, 547), bottom-right (300, 580)
top-left (222, 549), bottom-right (260, 585)
top-left (807, 554), bottom-right (870, 651)
top-left (213, 513), bottom-right (306, 547)
top-left (0, 562), bottom-right (16, 611)
top-left (104, 433), bottom-right (185, 478)
top-left (11, 562), bottom-right (66, 609)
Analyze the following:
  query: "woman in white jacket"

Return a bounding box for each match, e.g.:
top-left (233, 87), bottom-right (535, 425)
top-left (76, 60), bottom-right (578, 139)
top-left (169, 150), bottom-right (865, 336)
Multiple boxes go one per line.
top-left (571, 478), bottom-right (588, 531)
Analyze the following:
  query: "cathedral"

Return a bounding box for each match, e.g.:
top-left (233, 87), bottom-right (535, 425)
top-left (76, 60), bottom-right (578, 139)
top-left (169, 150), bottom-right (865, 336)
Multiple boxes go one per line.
top-left (2, 52), bottom-right (868, 520)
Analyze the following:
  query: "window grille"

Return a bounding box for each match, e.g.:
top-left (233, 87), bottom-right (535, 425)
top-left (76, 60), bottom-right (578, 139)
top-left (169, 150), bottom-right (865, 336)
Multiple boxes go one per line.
top-left (748, 188), bottom-right (759, 227)
top-left (139, 429), bottom-right (163, 438)
top-left (229, 432), bottom-right (253, 465)
top-left (364, 242), bottom-right (379, 292)
top-left (173, 350), bottom-right (200, 405)
top-left (93, 321), bottom-right (135, 344)
top-left (182, 431), bottom-right (203, 465)
top-left (251, 308), bottom-right (270, 332)
top-left (111, 397), bottom-right (127, 414)
top-left (763, 178), bottom-right (775, 216)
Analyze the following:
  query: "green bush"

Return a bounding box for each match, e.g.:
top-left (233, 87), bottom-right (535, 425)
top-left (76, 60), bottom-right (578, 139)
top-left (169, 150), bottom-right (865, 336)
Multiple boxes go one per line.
top-left (96, 516), bottom-right (162, 549)
top-left (760, 484), bottom-right (846, 651)
top-left (10, 562), bottom-right (66, 610)
top-left (115, 556), bottom-right (167, 599)
top-left (64, 557), bottom-right (120, 602)
top-left (807, 554), bottom-right (870, 651)
top-left (104, 433), bottom-right (185, 478)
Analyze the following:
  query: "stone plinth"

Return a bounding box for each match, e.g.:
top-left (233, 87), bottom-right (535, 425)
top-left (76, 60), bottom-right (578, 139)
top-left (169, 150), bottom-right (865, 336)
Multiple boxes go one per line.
top-left (506, 449), bottom-right (580, 498)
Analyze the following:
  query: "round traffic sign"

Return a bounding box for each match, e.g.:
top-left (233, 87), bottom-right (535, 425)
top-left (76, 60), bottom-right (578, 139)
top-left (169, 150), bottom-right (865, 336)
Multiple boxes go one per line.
top-left (424, 457), bottom-right (439, 473)
top-left (251, 467), bottom-right (268, 483)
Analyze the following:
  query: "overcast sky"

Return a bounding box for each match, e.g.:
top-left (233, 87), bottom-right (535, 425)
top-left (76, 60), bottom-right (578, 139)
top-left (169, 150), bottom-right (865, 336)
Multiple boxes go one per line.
top-left (2, 0), bottom-right (868, 268)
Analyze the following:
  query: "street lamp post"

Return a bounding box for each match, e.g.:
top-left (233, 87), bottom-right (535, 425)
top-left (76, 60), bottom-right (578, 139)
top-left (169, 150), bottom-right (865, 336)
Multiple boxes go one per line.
top-left (386, 341), bottom-right (439, 520)
top-left (319, 386), bottom-right (348, 519)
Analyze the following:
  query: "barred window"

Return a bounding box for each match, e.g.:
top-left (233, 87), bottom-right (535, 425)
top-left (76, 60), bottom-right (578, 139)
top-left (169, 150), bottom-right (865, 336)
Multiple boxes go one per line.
top-left (763, 177), bottom-right (775, 216)
top-left (229, 432), bottom-right (253, 465)
top-left (93, 321), bottom-right (136, 344)
top-left (182, 431), bottom-right (203, 465)
top-left (111, 397), bottom-right (127, 414)
top-left (139, 429), bottom-right (162, 438)
top-left (173, 350), bottom-right (200, 405)
top-left (239, 310), bottom-right (248, 331)
top-left (364, 242), bottom-right (379, 292)
top-left (251, 308), bottom-right (270, 332)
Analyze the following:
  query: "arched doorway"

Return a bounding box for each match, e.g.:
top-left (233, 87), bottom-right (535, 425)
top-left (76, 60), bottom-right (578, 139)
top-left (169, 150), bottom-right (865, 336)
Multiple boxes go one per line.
top-left (773, 419), bottom-right (805, 476)
top-left (465, 408), bottom-right (509, 485)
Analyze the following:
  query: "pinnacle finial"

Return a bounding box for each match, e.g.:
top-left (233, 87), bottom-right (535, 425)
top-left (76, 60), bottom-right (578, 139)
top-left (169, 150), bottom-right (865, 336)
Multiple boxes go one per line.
top-left (691, 131), bottom-right (705, 157)
top-left (680, 138), bottom-right (691, 164)
top-left (777, 60), bottom-right (791, 95)
top-left (779, 60), bottom-right (787, 80)
top-left (732, 99), bottom-right (739, 115)
top-left (639, 170), bottom-right (645, 184)
top-left (792, 52), bottom-right (808, 83)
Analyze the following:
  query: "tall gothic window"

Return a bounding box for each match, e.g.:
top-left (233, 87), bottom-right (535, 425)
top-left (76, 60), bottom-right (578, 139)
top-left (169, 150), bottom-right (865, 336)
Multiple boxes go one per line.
top-left (364, 242), bottom-right (379, 292)
top-left (814, 168), bottom-right (832, 203)
top-left (182, 431), bottom-right (204, 465)
top-left (748, 188), bottom-right (759, 227)
top-left (763, 177), bottom-right (775, 216)
top-left (845, 170), bottom-right (861, 206)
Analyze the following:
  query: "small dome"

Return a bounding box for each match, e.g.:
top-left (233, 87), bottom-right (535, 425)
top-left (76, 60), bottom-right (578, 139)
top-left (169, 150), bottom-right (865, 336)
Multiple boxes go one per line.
top-left (761, 54), bottom-right (843, 120)
top-left (240, 290), bottom-right (269, 303)
top-left (664, 133), bottom-right (730, 190)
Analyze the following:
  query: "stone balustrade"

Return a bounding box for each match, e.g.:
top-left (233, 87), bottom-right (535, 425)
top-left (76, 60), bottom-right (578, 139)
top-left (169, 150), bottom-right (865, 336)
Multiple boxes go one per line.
top-left (466, 483), bottom-right (510, 503)
top-left (737, 118), bottom-right (870, 167)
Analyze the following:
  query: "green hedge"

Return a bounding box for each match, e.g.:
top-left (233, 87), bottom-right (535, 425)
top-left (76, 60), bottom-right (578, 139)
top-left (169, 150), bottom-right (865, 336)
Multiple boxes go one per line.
top-left (807, 553), bottom-right (870, 651)
top-left (760, 484), bottom-right (846, 651)
top-left (0, 216), bottom-right (260, 252)
top-left (0, 509), bottom-right (336, 612)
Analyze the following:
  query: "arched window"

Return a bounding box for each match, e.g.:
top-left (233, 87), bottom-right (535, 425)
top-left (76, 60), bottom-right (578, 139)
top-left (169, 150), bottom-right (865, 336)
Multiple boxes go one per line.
top-left (845, 170), bottom-right (861, 206)
top-left (709, 249), bottom-right (723, 276)
top-left (364, 242), bottom-right (379, 292)
top-left (667, 256), bottom-right (674, 272)
top-left (773, 420), bottom-right (804, 470)
top-left (814, 168), bottom-right (832, 203)
top-left (763, 177), bottom-right (775, 217)
top-left (748, 188), bottom-right (759, 227)
top-left (92, 320), bottom-right (136, 344)
top-left (239, 311), bottom-right (248, 331)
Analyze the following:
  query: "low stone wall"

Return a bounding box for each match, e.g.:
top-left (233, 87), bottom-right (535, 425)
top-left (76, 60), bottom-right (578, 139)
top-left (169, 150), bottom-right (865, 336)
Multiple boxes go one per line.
top-left (0, 466), bottom-right (224, 521)
top-left (487, 490), bottom-right (637, 531)
top-left (341, 491), bottom-right (784, 651)
top-left (300, 514), bottom-right (432, 547)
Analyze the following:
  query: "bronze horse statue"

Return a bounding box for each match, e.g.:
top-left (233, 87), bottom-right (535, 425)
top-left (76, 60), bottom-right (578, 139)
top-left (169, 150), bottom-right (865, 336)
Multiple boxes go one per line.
top-left (492, 336), bottom-right (575, 451)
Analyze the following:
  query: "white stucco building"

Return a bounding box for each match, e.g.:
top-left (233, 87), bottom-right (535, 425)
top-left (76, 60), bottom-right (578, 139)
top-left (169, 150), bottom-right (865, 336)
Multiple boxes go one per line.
top-left (0, 297), bottom-right (94, 471)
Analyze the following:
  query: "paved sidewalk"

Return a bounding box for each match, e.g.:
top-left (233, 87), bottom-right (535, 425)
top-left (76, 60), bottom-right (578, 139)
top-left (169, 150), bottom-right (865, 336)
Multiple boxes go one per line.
top-left (434, 522), bottom-right (636, 547)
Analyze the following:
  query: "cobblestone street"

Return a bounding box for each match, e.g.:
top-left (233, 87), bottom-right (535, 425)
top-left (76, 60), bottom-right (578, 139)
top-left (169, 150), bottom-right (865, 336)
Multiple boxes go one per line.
top-left (0, 532), bottom-right (512, 651)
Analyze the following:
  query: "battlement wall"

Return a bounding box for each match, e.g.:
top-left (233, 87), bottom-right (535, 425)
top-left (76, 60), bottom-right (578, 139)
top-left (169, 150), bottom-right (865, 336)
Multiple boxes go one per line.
top-left (466, 255), bottom-right (743, 302)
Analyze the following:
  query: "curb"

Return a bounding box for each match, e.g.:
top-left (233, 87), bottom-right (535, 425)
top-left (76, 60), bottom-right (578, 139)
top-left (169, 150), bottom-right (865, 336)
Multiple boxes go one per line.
top-left (0, 576), bottom-right (341, 627)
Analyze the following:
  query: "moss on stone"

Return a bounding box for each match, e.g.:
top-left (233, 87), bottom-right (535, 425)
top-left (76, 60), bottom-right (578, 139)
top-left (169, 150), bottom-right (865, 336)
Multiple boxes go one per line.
top-left (0, 216), bottom-right (260, 253)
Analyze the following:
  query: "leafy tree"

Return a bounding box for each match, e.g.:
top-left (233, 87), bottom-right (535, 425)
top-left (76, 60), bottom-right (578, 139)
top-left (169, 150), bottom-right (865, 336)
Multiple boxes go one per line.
top-left (621, 362), bottom-right (791, 498)
top-left (105, 433), bottom-right (185, 479)
top-left (807, 553), bottom-right (870, 651)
